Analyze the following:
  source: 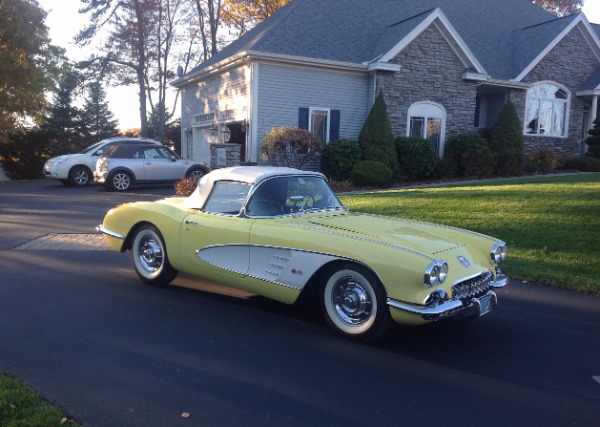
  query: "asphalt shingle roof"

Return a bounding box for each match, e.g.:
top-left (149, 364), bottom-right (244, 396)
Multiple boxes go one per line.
top-left (186, 0), bottom-right (587, 81)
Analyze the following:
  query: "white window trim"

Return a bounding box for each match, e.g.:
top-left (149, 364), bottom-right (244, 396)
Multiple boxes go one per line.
top-left (309, 107), bottom-right (330, 143)
top-left (523, 81), bottom-right (570, 138)
top-left (406, 101), bottom-right (446, 157)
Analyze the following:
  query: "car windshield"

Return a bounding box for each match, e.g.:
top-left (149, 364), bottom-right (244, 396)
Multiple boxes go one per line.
top-left (246, 176), bottom-right (344, 217)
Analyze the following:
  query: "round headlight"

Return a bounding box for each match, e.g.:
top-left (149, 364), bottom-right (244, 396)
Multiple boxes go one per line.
top-left (491, 242), bottom-right (507, 263)
top-left (424, 260), bottom-right (448, 287)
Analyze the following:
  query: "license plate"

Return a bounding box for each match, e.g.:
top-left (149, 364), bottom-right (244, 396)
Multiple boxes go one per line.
top-left (477, 294), bottom-right (493, 316)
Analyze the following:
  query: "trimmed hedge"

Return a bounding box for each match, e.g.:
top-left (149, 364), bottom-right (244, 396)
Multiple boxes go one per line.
top-left (489, 101), bottom-right (524, 176)
top-left (358, 92), bottom-right (399, 174)
top-left (352, 160), bottom-right (393, 187)
top-left (443, 132), bottom-right (494, 178)
top-left (527, 148), bottom-right (559, 173)
top-left (561, 155), bottom-right (600, 172)
top-left (320, 138), bottom-right (361, 181)
top-left (395, 136), bottom-right (438, 180)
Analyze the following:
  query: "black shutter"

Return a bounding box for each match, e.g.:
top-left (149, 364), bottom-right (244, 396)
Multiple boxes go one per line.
top-left (299, 107), bottom-right (309, 129)
top-left (329, 109), bottom-right (340, 141)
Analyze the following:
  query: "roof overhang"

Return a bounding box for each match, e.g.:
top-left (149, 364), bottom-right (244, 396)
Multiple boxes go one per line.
top-left (171, 51), bottom-right (369, 88)
top-left (476, 79), bottom-right (530, 90)
top-left (576, 89), bottom-right (600, 96)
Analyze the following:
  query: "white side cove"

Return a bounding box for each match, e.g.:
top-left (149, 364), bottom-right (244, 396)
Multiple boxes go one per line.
top-left (197, 245), bottom-right (341, 290)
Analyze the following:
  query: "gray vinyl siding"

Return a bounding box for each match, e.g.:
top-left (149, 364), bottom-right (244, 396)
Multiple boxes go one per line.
top-left (255, 63), bottom-right (371, 146)
top-left (181, 65), bottom-right (250, 130)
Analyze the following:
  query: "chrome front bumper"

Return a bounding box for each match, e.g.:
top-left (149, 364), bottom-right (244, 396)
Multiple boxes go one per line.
top-left (96, 224), bottom-right (125, 240)
top-left (388, 272), bottom-right (508, 322)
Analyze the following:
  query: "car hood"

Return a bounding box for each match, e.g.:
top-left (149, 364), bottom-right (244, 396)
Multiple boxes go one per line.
top-left (306, 212), bottom-right (463, 256)
top-left (47, 153), bottom-right (84, 163)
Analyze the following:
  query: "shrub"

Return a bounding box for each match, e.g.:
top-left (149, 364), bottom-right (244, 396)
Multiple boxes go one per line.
top-left (174, 177), bottom-right (198, 196)
top-left (444, 132), bottom-right (493, 177)
top-left (0, 128), bottom-right (50, 180)
top-left (527, 148), bottom-right (559, 173)
top-left (489, 102), bottom-right (524, 176)
top-left (395, 136), bottom-right (438, 180)
top-left (445, 132), bottom-right (488, 163)
top-left (261, 127), bottom-right (323, 169)
top-left (358, 92), bottom-right (399, 174)
top-left (586, 117), bottom-right (600, 158)
top-left (320, 139), bottom-right (361, 181)
top-left (561, 155), bottom-right (600, 172)
top-left (460, 147), bottom-right (496, 178)
top-left (434, 157), bottom-right (459, 179)
top-left (328, 180), bottom-right (354, 193)
top-left (351, 160), bottom-right (393, 187)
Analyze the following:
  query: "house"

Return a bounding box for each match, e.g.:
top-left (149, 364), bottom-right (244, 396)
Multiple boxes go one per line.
top-left (171, 0), bottom-right (600, 168)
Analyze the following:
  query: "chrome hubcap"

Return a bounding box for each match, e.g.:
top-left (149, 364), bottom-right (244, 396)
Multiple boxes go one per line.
top-left (138, 235), bottom-right (163, 273)
top-left (332, 277), bottom-right (372, 325)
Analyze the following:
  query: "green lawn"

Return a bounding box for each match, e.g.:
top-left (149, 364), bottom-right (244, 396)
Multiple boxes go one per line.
top-left (0, 373), bottom-right (80, 427)
top-left (339, 173), bottom-right (600, 295)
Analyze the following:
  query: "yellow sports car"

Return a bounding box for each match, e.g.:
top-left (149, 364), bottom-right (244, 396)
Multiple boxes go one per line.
top-left (97, 166), bottom-right (508, 341)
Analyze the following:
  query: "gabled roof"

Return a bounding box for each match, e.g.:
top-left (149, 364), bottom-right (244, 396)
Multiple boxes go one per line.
top-left (172, 0), bottom-right (600, 87)
top-left (513, 14), bottom-right (600, 81)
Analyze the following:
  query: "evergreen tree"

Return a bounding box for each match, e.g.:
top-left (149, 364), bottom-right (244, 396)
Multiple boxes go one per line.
top-left (41, 70), bottom-right (84, 155)
top-left (585, 117), bottom-right (600, 158)
top-left (0, 0), bottom-right (64, 142)
top-left (489, 101), bottom-right (524, 176)
top-left (81, 81), bottom-right (119, 144)
top-left (358, 92), bottom-right (399, 174)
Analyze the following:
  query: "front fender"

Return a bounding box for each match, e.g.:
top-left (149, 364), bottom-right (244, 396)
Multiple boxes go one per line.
top-left (99, 200), bottom-right (188, 254)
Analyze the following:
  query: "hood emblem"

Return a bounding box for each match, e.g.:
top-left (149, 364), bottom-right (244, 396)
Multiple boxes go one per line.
top-left (457, 255), bottom-right (471, 268)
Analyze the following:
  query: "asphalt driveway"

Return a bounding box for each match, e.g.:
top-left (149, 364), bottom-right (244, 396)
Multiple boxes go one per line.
top-left (1, 180), bottom-right (599, 427)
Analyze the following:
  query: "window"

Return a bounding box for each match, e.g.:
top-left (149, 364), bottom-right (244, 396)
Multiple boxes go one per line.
top-left (299, 108), bottom-right (340, 142)
top-left (524, 82), bottom-right (569, 137)
top-left (203, 181), bottom-right (250, 215)
top-left (407, 102), bottom-right (446, 157)
top-left (310, 108), bottom-right (330, 144)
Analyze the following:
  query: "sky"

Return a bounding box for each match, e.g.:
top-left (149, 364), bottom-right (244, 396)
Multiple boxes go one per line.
top-left (38, 0), bottom-right (600, 131)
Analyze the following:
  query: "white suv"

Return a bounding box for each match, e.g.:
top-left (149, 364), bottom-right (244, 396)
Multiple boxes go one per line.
top-left (43, 137), bottom-right (161, 186)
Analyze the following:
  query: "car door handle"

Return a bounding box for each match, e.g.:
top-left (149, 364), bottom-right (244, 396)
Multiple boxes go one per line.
top-left (184, 219), bottom-right (200, 225)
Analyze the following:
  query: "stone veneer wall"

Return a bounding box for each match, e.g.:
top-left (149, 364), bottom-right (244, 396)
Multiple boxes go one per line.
top-left (210, 143), bottom-right (241, 169)
top-left (376, 25), bottom-right (478, 141)
top-left (512, 27), bottom-right (600, 156)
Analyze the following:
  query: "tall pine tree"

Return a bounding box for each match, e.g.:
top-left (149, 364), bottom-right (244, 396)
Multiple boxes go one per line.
top-left (41, 70), bottom-right (84, 155)
top-left (80, 81), bottom-right (119, 144)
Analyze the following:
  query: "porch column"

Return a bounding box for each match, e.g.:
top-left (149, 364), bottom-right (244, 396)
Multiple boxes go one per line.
top-left (592, 95), bottom-right (598, 129)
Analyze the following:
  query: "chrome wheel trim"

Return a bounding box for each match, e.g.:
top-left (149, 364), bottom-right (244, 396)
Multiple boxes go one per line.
top-left (132, 229), bottom-right (164, 280)
top-left (112, 172), bottom-right (131, 191)
top-left (324, 269), bottom-right (377, 334)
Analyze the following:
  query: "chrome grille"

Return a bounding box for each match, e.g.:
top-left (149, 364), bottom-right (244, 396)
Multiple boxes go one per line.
top-left (452, 272), bottom-right (493, 300)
